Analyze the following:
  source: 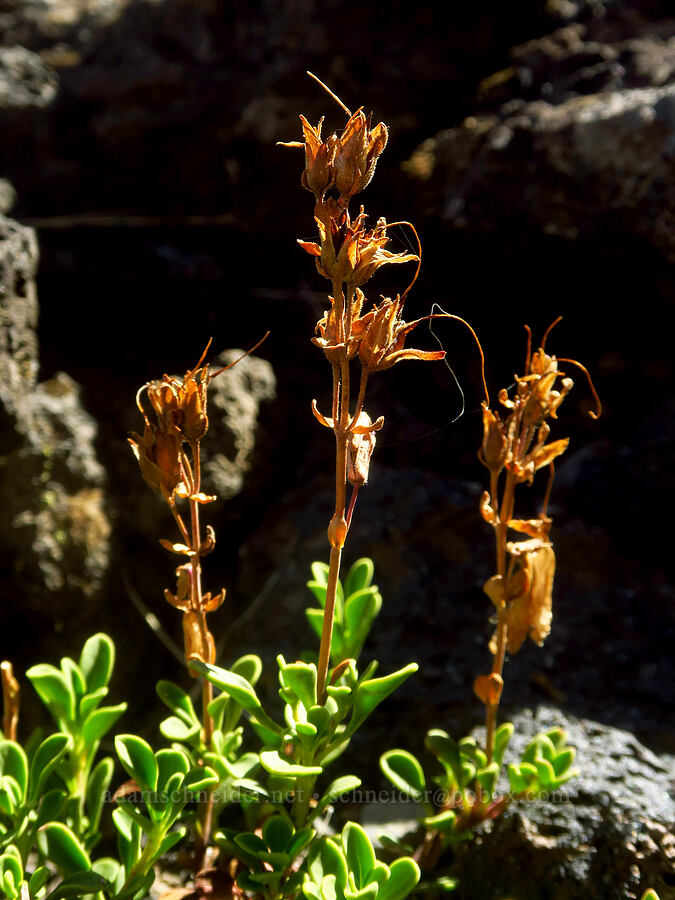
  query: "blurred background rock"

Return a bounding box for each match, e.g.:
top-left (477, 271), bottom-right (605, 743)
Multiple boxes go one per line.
top-left (0, 1), bottom-right (673, 896)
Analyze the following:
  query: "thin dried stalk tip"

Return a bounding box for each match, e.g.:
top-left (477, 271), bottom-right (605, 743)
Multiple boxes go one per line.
top-left (1, 661), bottom-right (19, 741)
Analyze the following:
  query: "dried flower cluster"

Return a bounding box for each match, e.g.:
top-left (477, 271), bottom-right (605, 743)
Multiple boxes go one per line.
top-left (281, 75), bottom-right (446, 701)
top-left (129, 349), bottom-right (223, 680)
top-left (475, 324), bottom-right (600, 758)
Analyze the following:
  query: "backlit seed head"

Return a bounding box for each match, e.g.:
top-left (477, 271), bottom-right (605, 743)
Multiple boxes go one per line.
top-left (128, 423), bottom-right (183, 499)
top-left (335, 110), bottom-right (388, 201)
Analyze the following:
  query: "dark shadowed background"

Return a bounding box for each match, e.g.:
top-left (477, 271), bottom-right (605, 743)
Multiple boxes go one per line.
top-left (1, 0), bottom-right (674, 896)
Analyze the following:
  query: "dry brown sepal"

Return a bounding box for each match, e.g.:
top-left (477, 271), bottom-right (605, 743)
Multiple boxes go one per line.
top-left (280, 101), bottom-right (387, 203)
top-left (302, 207), bottom-right (418, 286)
top-left (473, 672), bottom-right (503, 707)
top-left (355, 295), bottom-right (446, 373)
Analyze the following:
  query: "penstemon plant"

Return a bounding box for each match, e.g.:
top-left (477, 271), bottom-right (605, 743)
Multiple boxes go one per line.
top-left (379, 326), bottom-right (600, 888)
top-left (0, 77), bottom-right (606, 900)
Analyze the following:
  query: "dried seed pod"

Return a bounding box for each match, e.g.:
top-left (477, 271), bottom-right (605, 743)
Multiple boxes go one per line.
top-left (128, 424), bottom-right (184, 499)
top-left (327, 514), bottom-right (348, 550)
top-left (479, 404), bottom-right (508, 472)
top-left (347, 412), bottom-right (377, 486)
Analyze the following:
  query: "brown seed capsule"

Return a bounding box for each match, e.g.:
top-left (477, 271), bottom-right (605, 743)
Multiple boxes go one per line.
top-left (479, 404), bottom-right (508, 472)
top-left (335, 110), bottom-right (388, 200)
top-left (128, 423), bottom-right (183, 499)
top-left (327, 514), bottom-right (348, 550)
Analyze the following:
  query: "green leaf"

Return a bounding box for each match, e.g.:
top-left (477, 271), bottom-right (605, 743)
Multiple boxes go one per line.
top-left (346, 884), bottom-right (378, 900)
top-left (475, 763), bottom-right (499, 799)
top-left (534, 758), bottom-right (554, 788)
top-left (552, 747), bottom-right (575, 777)
top-left (377, 859), bottom-right (420, 900)
top-left (160, 716), bottom-right (200, 743)
top-left (493, 722), bottom-right (514, 769)
top-left (182, 766), bottom-right (219, 793)
top-left (190, 662), bottom-right (282, 737)
top-left (28, 866), bottom-right (50, 895)
top-left (86, 757), bottom-right (114, 834)
top-left (287, 826), bottom-right (315, 859)
top-left (347, 664), bottom-right (418, 734)
top-left (305, 608), bottom-right (325, 640)
top-left (26, 665), bottom-right (75, 721)
top-left (343, 589), bottom-right (381, 657)
top-left (0, 742), bottom-right (28, 801)
top-left (380, 750), bottom-right (425, 801)
top-left (37, 823), bottom-right (91, 874)
top-left (156, 681), bottom-right (198, 725)
top-left (342, 823), bottom-right (375, 890)
top-left (156, 749), bottom-right (189, 793)
top-left (310, 562), bottom-right (330, 588)
top-left (260, 751), bottom-right (322, 778)
top-left (79, 634), bottom-right (115, 693)
top-left (545, 728), bottom-right (567, 751)
top-left (308, 838), bottom-right (348, 892)
top-left (431, 876), bottom-right (458, 893)
top-left (523, 734), bottom-right (555, 765)
top-left (312, 776), bottom-right (361, 822)
top-left (83, 703), bottom-right (127, 748)
top-left (640, 890), bottom-right (661, 900)
top-left (423, 810), bottom-right (457, 834)
top-left (263, 815), bottom-right (294, 853)
top-left (281, 663), bottom-right (318, 710)
top-left (232, 654), bottom-right (263, 686)
top-left (112, 808), bottom-right (142, 874)
top-left (344, 558), bottom-right (374, 597)
top-left (28, 733), bottom-right (71, 805)
top-left (425, 730), bottom-right (462, 786)
top-left (235, 831), bottom-right (268, 858)
top-left (43, 871), bottom-right (109, 900)
top-left (79, 688), bottom-right (108, 721)
top-left (152, 827), bottom-right (186, 863)
top-left (92, 857), bottom-right (122, 890)
top-left (115, 735), bottom-right (158, 792)
top-left (0, 846), bottom-right (22, 886)
top-left (507, 764), bottom-right (527, 795)
top-left (60, 658), bottom-right (86, 700)
top-left (35, 789), bottom-right (68, 829)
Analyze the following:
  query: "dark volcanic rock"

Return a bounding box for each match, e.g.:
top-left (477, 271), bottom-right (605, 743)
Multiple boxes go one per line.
top-left (0, 212), bottom-right (110, 655)
top-left (453, 706), bottom-right (675, 900)
top-left (202, 348), bottom-right (276, 505)
top-left (406, 79), bottom-right (675, 259)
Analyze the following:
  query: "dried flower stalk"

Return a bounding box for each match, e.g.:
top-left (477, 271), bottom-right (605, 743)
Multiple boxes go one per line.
top-left (476, 321), bottom-right (600, 760)
top-left (281, 74), bottom-right (447, 703)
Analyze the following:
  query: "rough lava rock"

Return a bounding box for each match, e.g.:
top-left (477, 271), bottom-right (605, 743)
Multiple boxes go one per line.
top-left (0, 209), bottom-right (110, 648)
top-left (202, 347), bottom-right (276, 505)
top-left (453, 706), bottom-right (675, 900)
top-left (406, 60), bottom-right (675, 259)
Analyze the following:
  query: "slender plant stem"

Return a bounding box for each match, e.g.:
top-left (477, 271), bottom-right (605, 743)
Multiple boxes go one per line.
top-left (485, 469), bottom-right (516, 761)
top-left (317, 281), bottom-right (351, 705)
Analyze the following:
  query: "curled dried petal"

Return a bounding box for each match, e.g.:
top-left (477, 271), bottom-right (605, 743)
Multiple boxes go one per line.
top-left (474, 673), bottom-right (504, 707)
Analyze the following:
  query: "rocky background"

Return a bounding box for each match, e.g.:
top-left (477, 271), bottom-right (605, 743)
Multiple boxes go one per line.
top-left (0, 0), bottom-right (674, 897)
